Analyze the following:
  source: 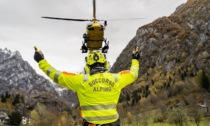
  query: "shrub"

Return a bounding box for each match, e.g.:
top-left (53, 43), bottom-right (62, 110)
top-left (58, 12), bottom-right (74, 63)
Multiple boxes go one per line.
top-left (158, 90), bottom-right (169, 101)
top-left (153, 110), bottom-right (164, 123)
top-left (173, 81), bottom-right (185, 95)
top-left (148, 93), bottom-right (158, 105)
top-left (127, 111), bottom-right (133, 124)
top-left (139, 98), bottom-right (151, 112)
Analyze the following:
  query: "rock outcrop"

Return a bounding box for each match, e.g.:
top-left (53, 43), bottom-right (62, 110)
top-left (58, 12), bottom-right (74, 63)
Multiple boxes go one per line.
top-left (111, 0), bottom-right (210, 77)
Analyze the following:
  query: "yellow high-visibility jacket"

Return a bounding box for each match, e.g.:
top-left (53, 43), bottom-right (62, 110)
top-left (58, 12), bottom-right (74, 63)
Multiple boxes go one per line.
top-left (39, 59), bottom-right (139, 124)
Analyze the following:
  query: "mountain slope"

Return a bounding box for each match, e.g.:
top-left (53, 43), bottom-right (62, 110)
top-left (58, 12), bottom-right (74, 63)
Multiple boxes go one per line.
top-left (111, 0), bottom-right (210, 81)
top-left (0, 48), bottom-right (57, 95)
top-left (0, 48), bottom-right (78, 106)
top-left (111, 0), bottom-right (210, 104)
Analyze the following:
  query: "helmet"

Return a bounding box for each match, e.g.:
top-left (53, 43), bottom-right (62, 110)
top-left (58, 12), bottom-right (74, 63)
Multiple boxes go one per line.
top-left (86, 50), bottom-right (106, 65)
top-left (84, 51), bottom-right (109, 74)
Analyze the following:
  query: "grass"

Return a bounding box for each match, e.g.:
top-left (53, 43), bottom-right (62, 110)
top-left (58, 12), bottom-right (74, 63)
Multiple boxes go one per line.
top-left (120, 107), bottom-right (210, 126)
top-left (122, 117), bottom-right (210, 126)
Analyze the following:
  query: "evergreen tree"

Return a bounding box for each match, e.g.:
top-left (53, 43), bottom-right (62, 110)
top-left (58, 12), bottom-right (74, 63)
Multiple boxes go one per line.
top-left (20, 96), bottom-right (25, 104)
top-left (201, 72), bottom-right (210, 90)
top-left (5, 91), bottom-right (10, 98)
top-left (12, 94), bottom-right (20, 105)
top-left (197, 71), bottom-right (210, 91)
top-left (9, 111), bottom-right (22, 126)
top-left (1, 94), bottom-right (6, 103)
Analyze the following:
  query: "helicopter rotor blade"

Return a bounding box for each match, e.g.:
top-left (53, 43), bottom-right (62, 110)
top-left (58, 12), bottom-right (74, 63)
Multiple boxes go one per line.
top-left (42, 17), bottom-right (92, 22)
top-left (106, 18), bottom-right (146, 21)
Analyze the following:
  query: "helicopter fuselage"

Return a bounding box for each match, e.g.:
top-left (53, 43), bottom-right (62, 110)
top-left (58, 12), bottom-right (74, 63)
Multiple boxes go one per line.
top-left (85, 22), bottom-right (104, 50)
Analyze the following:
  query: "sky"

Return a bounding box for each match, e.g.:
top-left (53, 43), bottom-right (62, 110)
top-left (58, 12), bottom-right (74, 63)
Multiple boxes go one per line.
top-left (0, 0), bottom-right (187, 77)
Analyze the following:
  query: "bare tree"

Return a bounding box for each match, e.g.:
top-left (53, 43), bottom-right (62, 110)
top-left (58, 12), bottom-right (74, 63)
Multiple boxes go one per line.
top-left (186, 94), bottom-right (203, 126)
top-left (30, 103), bottom-right (58, 126)
top-left (117, 103), bottom-right (127, 126)
top-left (168, 109), bottom-right (187, 126)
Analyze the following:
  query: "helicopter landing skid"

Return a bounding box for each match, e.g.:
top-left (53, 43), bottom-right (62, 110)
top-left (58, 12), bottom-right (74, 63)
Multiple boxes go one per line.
top-left (81, 41), bottom-right (88, 53)
top-left (102, 39), bottom-right (109, 53)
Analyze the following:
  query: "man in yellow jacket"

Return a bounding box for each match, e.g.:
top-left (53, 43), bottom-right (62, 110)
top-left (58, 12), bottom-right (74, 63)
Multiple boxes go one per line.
top-left (34, 47), bottom-right (140, 126)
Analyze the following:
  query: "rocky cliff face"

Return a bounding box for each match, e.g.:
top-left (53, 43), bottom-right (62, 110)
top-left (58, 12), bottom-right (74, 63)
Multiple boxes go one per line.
top-left (0, 48), bottom-right (57, 95)
top-left (111, 0), bottom-right (210, 95)
top-left (0, 48), bottom-right (77, 106)
top-left (111, 0), bottom-right (210, 76)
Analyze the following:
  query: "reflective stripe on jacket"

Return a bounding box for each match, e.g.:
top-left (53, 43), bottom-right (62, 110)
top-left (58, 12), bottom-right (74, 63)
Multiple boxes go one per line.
top-left (39, 59), bottom-right (139, 124)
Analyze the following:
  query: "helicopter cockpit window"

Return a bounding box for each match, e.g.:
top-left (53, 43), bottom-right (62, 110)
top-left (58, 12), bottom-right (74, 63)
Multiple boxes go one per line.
top-left (98, 27), bottom-right (104, 31)
top-left (87, 23), bottom-right (94, 30)
top-left (88, 27), bottom-right (94, 30)
top-left (98, 25), bottom-right (104, 31)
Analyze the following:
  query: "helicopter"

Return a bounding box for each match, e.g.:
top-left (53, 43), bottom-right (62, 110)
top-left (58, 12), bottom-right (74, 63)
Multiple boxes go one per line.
top-left (42, 0), bottom-right (109, 53)
top-left (42, 0), bottom-right (144, 53)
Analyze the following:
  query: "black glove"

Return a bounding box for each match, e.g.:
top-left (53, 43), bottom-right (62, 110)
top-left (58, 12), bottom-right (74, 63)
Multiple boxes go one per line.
top-left (34, 46), bottom-right (44, 63)
top-left (132, 47), bottom-right (140, 60)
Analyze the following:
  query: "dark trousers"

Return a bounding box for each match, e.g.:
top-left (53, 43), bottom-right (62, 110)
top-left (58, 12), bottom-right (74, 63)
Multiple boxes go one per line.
top-left (82, 119), bottom-right (120, 126)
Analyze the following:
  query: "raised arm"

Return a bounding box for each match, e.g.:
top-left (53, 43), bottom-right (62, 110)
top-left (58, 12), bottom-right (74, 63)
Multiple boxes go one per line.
top-left (33, 47), bottom-right (82, 91)
top-left (116, 47), bottom-right (140, 88)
